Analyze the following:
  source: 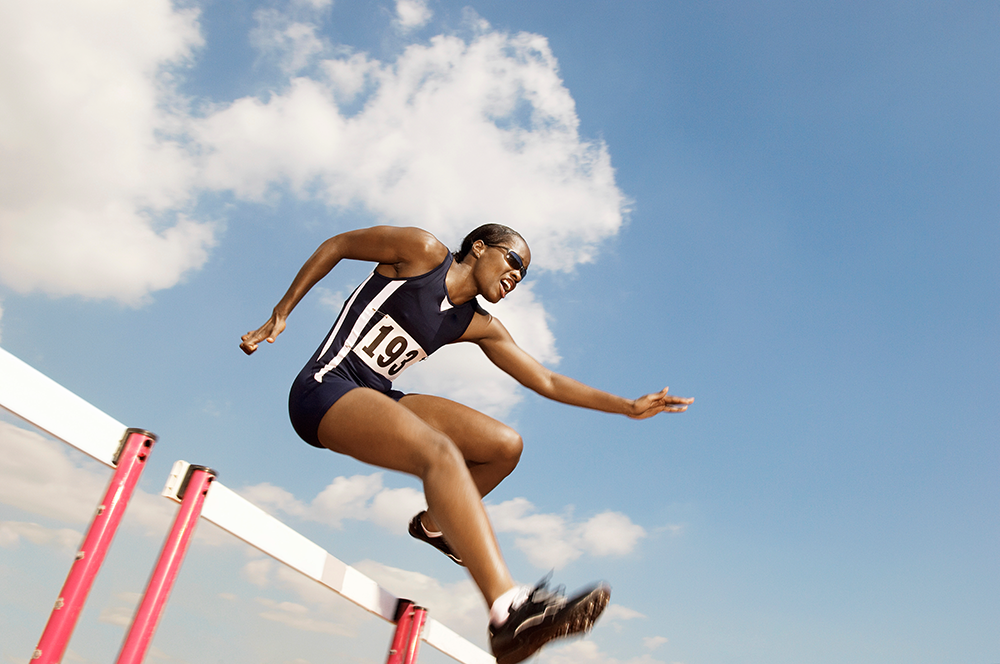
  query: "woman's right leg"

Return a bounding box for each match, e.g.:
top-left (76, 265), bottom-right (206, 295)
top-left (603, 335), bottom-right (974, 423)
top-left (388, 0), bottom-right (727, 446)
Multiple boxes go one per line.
top-left (315, 386), bottom-right (515, 607)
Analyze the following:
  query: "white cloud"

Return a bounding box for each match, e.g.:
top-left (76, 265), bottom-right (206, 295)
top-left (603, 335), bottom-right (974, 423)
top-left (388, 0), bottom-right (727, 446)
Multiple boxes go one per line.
top-left (0, 521), bottom-right (80, 551)
top-left (256, 597), bottom-right (355, 636)
top-left (313, 286), bottom-right (349, 311)
top-left (0, 420), bottom-right (115, 523)
top-left (238, 472), bottom-right (424, 533)
top-left (62, 648), bottom-right (106, 664)
top-left (240, 557), bottom-right (374, 637)
top-left (536, 640), bottom-right (667, 664)
top-left (239, 482), bottom-right (310, 519)
top-left (321, 52), bottom-right (381, 104)
top-left (195, 22), bottom-right (628, 272)
top-left (0, 419), bottom-right (178, 537)
top-left (95, 607), bottom-right (134, 628)
top-left (489, 498), bottom-right (581, 568)
top-left (603, 604), bottom-right (645, 622)
top-left (0, 0), bottom-right (216, 305)
top-left (578, 511), bottom-right (647, 557)
top-left (310, 473), bottom-right (386, 525)
top-left (367, 485), bottom-right (426, 530)
top-left (643, 636), bottom-right (669, 651)
top-left (145, 646), bottom-right (177, 663)
top-left (0, 2), bottom-right (627, 315)
top-left (251, 8), bottom-right (329, 75)
top-left (296, 0), bottom-right (333, 9)
top-left (602, 604), bottom-right (646, 635)
top-left (654, 523), bottom-right (685, 536)
top-left (240, 473), bottom-right (646, 569)
top-left (243, 557), bottom-right (276, 587)
top-left (394, 0), bottom-right (433, 32)
top-left (96, 592), bottom-right (142, 627)
top-left (488, 498), bottom-right (647, 569)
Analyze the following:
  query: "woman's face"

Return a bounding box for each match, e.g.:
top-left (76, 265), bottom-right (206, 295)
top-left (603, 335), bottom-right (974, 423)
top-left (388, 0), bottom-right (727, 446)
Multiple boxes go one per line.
top-left (474, 236), bottom-right (531, 303)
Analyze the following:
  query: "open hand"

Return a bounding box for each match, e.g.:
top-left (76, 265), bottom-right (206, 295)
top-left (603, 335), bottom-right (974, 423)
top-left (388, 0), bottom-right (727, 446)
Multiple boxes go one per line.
top-left (628, 387), bottom-right (693, 419)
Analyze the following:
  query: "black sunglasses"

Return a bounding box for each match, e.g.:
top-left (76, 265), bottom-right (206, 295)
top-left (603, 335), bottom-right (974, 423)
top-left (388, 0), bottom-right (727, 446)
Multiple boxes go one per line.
top-left (486, 244), bottom-right (528, 278)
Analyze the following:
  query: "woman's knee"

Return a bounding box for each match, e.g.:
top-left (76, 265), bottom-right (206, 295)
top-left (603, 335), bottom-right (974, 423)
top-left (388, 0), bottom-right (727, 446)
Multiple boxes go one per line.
top-left (420, 430), bottom-right (468, 476)
top-left (494, 427), bottom-right (523, 469)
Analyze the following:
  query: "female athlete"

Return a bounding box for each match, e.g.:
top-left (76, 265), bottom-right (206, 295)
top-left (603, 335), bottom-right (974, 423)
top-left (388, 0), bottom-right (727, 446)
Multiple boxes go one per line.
top-left (241, 224), bottom-right (692, 664)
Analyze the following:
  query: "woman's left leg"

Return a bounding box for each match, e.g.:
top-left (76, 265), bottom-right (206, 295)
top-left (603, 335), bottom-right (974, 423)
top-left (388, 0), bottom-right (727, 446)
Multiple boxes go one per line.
top-left (399, 393), bottom-right (523, 532)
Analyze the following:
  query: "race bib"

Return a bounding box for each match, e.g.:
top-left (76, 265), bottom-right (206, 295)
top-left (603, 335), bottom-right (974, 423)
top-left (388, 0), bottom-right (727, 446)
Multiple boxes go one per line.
top-left (353, 313), bottom-right (427, 380)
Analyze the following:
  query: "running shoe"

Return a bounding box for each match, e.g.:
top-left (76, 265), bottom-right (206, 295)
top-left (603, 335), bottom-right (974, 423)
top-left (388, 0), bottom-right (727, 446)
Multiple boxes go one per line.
top-left (408, 511), bottom-right (463, 566)
top-left (489, 577), bottom-right (611, 664)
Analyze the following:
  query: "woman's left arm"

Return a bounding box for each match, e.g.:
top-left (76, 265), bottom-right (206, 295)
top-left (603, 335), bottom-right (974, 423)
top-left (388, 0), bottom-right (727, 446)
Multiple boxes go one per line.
top-left (463, 313), bottom-right (693, 419)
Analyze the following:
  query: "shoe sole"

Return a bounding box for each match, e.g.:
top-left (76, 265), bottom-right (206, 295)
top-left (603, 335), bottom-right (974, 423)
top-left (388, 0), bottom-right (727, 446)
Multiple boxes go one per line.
top-left (494, 584), bottom-right (611, 664)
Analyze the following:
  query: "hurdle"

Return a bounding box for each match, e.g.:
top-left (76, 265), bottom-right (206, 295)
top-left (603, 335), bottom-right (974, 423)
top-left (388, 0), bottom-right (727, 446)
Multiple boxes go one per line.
top-left (0, 346), bottom-right (158, 664)
top-left (0, 345), bottom-right (494, 664)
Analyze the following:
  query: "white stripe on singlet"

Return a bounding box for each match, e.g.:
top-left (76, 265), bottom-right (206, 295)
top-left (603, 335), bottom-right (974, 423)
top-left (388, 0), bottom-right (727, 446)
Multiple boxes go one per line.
top-left (313, 274), bottom-right (407, 382)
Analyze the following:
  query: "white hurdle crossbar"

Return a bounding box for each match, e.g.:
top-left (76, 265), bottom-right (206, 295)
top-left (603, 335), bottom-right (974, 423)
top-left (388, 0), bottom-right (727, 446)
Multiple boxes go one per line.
top-left (160, 460), bottom-right (495, 664)
top-left (0, 346), bottom-right (128, 466)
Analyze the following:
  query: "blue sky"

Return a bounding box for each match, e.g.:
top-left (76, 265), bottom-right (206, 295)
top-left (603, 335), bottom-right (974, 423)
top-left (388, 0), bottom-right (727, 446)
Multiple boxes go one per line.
top-left (1, 1), bottom-right (997, 663)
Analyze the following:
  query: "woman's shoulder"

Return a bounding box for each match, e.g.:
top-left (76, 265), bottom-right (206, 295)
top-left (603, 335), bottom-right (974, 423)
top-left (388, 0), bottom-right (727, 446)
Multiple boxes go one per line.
top-left (373, 226), bottom-right (450, 277)
top-left (407, 227), bottom-right (450, 262)
top-left (457, 306), bottom-right (510, 344)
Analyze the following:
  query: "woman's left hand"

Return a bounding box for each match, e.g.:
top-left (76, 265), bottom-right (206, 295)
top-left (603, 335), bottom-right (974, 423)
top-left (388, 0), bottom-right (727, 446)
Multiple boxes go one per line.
top-left (628, 387), bottom-right (693, 419)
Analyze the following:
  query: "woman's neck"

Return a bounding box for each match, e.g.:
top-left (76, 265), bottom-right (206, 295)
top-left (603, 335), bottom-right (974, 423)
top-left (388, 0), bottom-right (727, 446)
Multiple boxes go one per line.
top-left (445, 258), bottom-right (478, 305)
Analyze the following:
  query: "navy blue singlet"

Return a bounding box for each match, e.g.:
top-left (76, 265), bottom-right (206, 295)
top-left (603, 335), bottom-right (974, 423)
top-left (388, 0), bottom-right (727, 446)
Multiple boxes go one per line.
top-left (288, 254), bottom-right (483, 447)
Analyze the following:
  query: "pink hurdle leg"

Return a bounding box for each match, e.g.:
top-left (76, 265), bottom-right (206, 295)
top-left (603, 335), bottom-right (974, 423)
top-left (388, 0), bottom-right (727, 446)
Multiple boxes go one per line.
top-left (386, 600), bottom-right (416, 664)
top-left (386, 600), bottom-right (427, 664)
top-left (115, 465), bottom-right (216, 664)
top-left (32, 429), bottom-right (157, 664)
top-left (403, 606), bottom-right (427, 664)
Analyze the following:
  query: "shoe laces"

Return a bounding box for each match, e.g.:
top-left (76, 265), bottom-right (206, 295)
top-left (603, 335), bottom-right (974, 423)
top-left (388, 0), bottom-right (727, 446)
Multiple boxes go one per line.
top-left (524, 573), bottom-right (566, 608)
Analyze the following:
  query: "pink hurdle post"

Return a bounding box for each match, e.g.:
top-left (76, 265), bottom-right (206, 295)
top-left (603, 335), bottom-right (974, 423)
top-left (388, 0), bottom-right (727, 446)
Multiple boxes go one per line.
top-left (403, 606), bottom-right (428, 664)
top-left (115, 465), bottom-right (216, 664)
top-left (32, 429), bottom-right (157, 664)
top-left (386, 600), bottom-right (415, 664)
top-left (386, 600), bottom-right (428, 664)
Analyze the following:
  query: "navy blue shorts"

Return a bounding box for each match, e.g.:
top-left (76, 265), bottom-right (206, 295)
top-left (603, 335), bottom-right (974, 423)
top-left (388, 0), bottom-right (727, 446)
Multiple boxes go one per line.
top-left (288, 368), bottom-right (405, 448)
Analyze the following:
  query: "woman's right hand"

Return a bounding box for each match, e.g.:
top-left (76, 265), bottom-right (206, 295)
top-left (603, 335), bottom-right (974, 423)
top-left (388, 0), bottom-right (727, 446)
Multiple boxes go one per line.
top-left (240, 311), bottom-right (287, 355)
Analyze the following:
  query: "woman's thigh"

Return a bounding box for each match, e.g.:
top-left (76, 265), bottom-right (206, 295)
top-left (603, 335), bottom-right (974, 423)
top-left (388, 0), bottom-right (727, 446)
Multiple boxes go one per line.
top-left (398, 393), bottom-right (522, 465)
top-left (316, 387), bottom-right (459, 477)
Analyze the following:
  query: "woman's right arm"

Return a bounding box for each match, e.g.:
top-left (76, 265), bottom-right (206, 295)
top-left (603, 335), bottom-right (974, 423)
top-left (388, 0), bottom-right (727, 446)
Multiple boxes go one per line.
top-left (239, 236), bottom-right (338, 354)
top-left (240, 226), bottom-right (445, 354)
